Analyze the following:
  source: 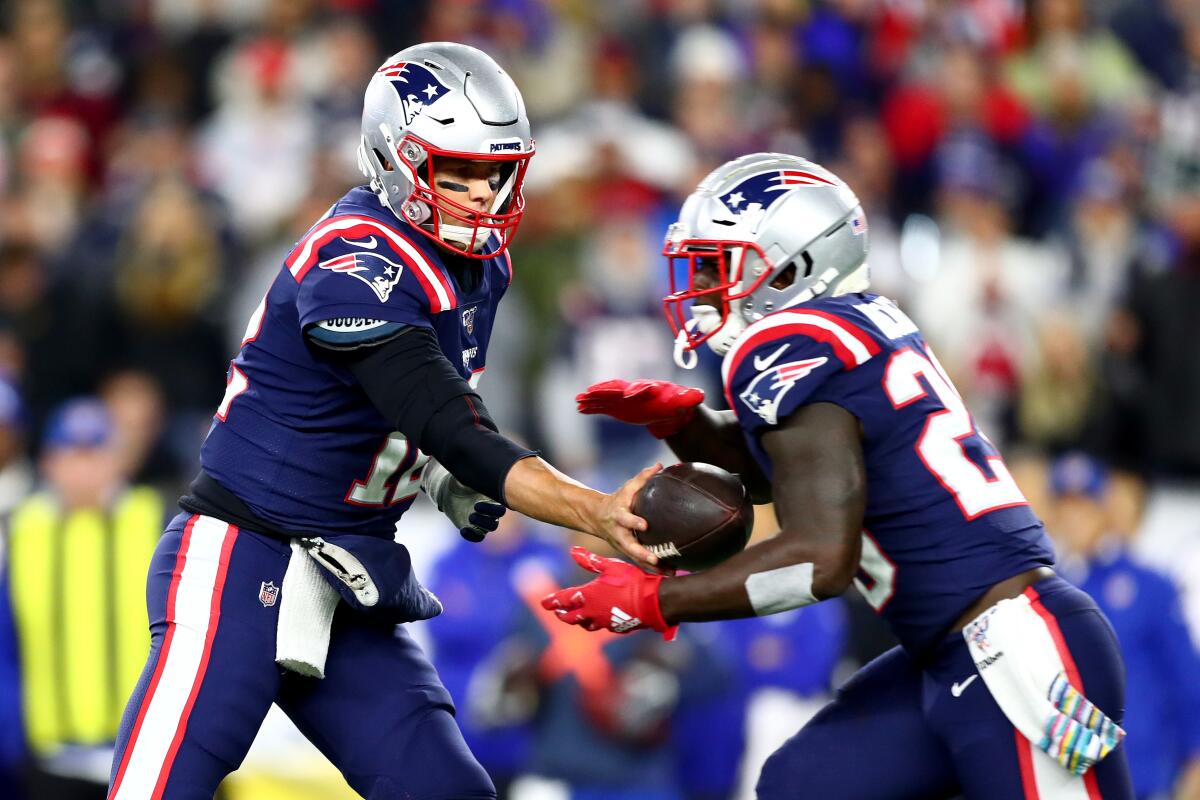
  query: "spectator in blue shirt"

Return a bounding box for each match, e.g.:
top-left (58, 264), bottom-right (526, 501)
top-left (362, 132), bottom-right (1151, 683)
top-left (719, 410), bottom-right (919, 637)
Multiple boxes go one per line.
top-left (1048, 452), bottom-right (1200, 800)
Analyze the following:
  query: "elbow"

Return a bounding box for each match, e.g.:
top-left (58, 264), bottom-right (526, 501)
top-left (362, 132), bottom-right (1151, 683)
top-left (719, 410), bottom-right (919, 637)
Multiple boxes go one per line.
top-left (814, 564), bottom-right (855, 599)
top-left (811, 537), bottom-right (861, 599)
top-left (769, 530), bottom-right (860, 600)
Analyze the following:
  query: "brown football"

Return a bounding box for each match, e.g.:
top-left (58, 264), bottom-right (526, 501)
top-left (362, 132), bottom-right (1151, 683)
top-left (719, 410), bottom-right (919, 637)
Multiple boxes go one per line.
top-left (631, 462), bottom-right (753, 571)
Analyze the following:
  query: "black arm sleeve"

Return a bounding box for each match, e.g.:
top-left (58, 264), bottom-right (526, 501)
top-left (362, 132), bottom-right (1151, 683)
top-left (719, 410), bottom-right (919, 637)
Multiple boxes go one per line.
top-left (339, 326), bottom-right (535, 503)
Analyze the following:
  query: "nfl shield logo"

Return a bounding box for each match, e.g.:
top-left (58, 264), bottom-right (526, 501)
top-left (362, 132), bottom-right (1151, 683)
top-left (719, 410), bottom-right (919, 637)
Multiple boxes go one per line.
top-left (259, 581), bottom-right (279, 607)
top-left (462, 306), bottom-right (477, 334)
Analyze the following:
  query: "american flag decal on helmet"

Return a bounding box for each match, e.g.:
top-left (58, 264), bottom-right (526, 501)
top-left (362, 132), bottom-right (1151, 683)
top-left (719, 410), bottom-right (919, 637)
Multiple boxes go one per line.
top-left (850, 209), bottom-right (868, 236)
top-left (377, 60), bottom-right (451, 125)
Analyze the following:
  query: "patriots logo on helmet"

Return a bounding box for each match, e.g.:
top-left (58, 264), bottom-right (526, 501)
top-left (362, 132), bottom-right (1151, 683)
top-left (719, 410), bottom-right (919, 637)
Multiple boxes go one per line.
top-left (318, 250), bottom-right (405, 303)
top-left (739, 356), bottom-right (829, 424)
top-left (719, 169), bottom-right (838, 231)
top-left (376, 59), bottom-right (451, 125)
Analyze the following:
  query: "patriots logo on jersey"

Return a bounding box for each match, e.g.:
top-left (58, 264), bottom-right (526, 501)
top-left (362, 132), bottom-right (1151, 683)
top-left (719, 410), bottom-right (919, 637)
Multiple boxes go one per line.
top-left (719, 169), bottom-right (838, 231)
top-left (376, 59), bottom-right (451, 125)
top-left (318, 251), bottom-right (405, 303)
top-left (739, 356), bottom-right (829, 424)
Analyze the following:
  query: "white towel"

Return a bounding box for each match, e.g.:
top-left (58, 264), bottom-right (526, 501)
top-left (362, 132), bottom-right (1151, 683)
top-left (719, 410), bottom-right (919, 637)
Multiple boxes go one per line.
top-left (963, 594), bottom-right (1124, 776)
top-left (275, 540), bottom-right (339, 678)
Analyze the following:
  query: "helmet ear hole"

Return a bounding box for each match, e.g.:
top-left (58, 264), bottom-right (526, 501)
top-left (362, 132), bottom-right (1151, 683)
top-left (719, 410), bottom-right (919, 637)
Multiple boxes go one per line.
top-left (771, 263), bottom-right (798, 291)
top-left (372, 148), bottom-right (394, 172)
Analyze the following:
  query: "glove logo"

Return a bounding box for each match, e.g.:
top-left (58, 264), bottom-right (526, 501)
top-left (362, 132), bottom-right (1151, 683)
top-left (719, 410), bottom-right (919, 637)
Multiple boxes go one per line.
top-left (259, 580), bottom-right (279, 607)
top-left (610, 606), bottom-right (642, 633)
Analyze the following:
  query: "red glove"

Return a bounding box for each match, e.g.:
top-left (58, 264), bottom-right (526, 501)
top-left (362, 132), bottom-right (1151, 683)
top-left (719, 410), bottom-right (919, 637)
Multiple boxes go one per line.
top-left (575, 379), bottom-right (704, 439)
top-left (541, 547), bottom-right (678, 640)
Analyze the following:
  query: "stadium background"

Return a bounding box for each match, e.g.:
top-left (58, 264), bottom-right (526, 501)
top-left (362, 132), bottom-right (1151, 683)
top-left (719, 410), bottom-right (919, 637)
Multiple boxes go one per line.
top-left (0, 0), bottom-right (1198, 798)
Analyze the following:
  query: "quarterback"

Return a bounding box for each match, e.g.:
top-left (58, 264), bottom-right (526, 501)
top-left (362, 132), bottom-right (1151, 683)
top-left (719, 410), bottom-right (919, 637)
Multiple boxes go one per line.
top-left (108, 43), bottom-right (655, 800)
top-left (547, 153), bottom-right (1135, 799)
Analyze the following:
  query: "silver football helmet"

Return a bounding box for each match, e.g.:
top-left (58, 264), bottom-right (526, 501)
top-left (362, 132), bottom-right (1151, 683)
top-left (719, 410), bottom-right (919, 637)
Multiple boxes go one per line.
top-left (662, 153), bottom-right (870, 365)
top-left (357, 42), bottom-right (535, 258)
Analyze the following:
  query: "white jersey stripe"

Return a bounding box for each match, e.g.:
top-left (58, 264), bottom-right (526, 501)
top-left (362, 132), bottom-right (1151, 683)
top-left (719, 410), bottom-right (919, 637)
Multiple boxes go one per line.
top-left (1024, 591), bottom-right (1102, 800)
top-left (112, 516), bottom-right (234, 800)
top-left (287, 216), bottom-right (453, 312)
top-left (722, 311), bottom-right (875, 387)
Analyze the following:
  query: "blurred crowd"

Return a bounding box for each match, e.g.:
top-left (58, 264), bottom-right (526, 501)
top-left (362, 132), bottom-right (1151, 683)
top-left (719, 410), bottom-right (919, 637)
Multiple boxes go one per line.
top-left (0, 0), bottom-right (1199, 798)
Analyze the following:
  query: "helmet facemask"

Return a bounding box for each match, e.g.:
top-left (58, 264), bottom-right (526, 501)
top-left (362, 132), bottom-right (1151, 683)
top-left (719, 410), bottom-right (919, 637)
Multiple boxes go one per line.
top-left (372, 133), bottom-right (532, 259)
top-left (662, 235), bottom-right (775, 365)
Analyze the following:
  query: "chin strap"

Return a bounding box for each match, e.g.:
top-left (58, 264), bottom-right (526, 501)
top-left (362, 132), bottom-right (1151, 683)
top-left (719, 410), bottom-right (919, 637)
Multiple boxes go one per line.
top-left (673, 325), bottom-right (699, 370)
top-left (673, 307), bottom-right (752, 369)
top-left (438, 222), bottom-right (492, 253)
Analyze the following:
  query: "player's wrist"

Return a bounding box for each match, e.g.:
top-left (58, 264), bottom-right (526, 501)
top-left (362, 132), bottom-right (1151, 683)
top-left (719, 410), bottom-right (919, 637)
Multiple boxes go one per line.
top-left (653, 574), bottom-right (681, 627)
top-left (640, 573), bottom-right (672, 630)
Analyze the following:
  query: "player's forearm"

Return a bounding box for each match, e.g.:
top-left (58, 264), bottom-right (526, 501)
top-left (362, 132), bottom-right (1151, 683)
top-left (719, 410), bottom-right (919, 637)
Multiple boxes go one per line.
top-left (664, 407), bottom-right (771, 502)
top-left (502, 456), bottom-right (607, 535)
top-left (657, 528), bottom-right (859, 623)
top-left (661, 403), bottom-right (866, 624)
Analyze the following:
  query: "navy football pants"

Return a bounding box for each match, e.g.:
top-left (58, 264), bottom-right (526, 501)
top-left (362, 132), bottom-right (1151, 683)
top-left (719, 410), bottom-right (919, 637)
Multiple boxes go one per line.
top-left (757, 576), bottom-right (1134, 800)
top-left (107, 513), bottom-right (495, 800)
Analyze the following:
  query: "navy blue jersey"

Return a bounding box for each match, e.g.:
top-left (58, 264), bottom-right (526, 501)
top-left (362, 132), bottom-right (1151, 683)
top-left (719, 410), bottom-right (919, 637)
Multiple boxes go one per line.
top-left (723, 293), bottom-right (1055, 654)
top-left (200, 187), bottom-right (512, 538)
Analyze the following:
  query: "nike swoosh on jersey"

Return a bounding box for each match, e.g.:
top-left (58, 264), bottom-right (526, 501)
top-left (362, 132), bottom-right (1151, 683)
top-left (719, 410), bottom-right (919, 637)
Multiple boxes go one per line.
top-left (951, 674), bottom-right (979, 697)
top-left (340, 235), bottom-right (379, 249)
top-left (753, 343), bottom-right (790, 371)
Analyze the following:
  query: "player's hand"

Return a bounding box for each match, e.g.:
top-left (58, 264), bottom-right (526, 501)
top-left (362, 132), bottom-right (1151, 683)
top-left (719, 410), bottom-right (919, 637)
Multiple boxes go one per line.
top-left (541, 546), bottom-right (677, 640)
top-left (458, 500), bottom-right (505, 543)
top-left (422, 459), bottom-right (505, 542)
top-left (577, 379), bottom-right (704, 439)
top-left (594, 463), bottom-right (661, 569)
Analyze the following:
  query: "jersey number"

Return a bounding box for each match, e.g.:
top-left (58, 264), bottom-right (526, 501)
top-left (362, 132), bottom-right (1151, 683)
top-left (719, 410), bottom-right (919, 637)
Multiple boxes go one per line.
top-left (854, 532), bottom-right (896, 611)
top-left (883, 348), bottom-right (1026, 520)
top-left (853, 348), bottom-right (1027, 611)
top-left (347, 433), bottom-right (430, 507)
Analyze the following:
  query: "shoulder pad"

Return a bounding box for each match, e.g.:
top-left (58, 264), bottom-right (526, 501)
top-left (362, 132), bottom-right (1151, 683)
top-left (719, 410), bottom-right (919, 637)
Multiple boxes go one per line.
top-left (721, 308), bottom-right (881, 425)
top-left (723, 308), bottom-right (881, 383)
top-left (286, 213), bottom-right (458, 313)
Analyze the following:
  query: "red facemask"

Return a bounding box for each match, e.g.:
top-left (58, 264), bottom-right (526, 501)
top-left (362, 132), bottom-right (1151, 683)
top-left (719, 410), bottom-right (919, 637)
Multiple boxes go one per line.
top-left (661, 239), bottom-right (774, 351)
top-left (396, 134), bottom-right (534, 259)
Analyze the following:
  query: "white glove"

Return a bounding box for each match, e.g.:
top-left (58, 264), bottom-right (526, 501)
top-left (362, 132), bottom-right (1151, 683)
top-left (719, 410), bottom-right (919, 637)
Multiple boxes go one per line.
top-left (421, 459), bottom-right (506, 542)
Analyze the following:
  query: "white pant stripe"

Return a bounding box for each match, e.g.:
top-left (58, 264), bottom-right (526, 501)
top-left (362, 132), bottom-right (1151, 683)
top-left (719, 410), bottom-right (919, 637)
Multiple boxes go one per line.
top-left (1026, 737), bottom-right (1092, 799)
top-left (112, 516), bottom-right (233, 800)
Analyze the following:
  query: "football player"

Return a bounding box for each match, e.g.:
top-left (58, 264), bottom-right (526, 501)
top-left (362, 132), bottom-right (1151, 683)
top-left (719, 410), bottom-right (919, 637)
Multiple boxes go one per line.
top-left (108, 43), bottom-right (657, 800)
top-left (545, 154), bottom-right (1135, 799)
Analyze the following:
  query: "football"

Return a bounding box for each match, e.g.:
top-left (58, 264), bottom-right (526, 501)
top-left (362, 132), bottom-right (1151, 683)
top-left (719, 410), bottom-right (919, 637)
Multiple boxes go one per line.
top-left (632, 462), bottom-right (754, 571)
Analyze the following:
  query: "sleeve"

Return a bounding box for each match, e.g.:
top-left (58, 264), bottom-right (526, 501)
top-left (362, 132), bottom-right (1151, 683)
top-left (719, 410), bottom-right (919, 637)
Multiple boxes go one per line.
top-left (722, 309), bottom-right (880, 437)
top-left (288, 214), bottom-right (457, 332)
top-left (344, 328), bottom-right (535, 502)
